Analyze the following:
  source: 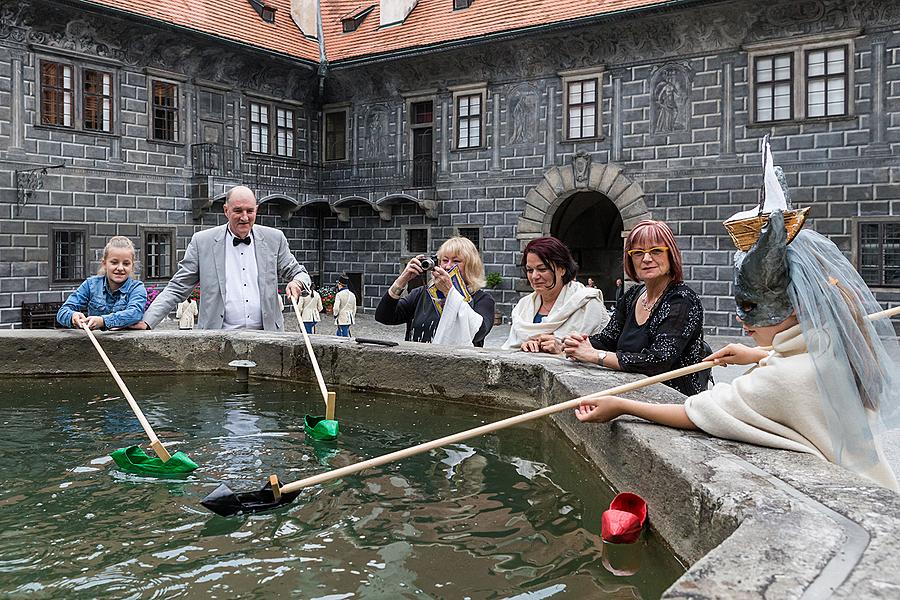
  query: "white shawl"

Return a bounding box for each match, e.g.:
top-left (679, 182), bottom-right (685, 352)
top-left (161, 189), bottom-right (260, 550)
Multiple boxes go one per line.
top-left (432, 287), bottom-right (484, 347)
top-left (684, 325), bottom-right (899, 491)
top-left (502, 281), bottom-right (609, 350)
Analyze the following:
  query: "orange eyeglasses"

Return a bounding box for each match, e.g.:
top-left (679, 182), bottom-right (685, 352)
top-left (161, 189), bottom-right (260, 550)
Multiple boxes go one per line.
top-left (626, 246), bottom-right (669, 258)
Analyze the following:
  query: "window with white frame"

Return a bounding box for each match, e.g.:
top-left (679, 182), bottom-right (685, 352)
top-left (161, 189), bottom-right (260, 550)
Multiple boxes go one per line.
top-left (276, 107), bottom-right (295, 157)
top-left (806, 46), bottom-right (848, 118)
top-left (567, 79), bottom-right (598, 139)
top-left (250, 101), bottom-right (270, 153)
top-left (755, 53), bottom-right (793, 122)
top-left (82, 69), bottom-right (112, 132)
top-left (324, 109), bottom-right (348, 161)
top-left (749, 37), bottom-right (852, 124)
top-left (40, 61), bottom-right (73, 128)
top-left (39, 60), bottom-right (115, 132)
top-left (456, 93), bottom-right (482, 149)
top-left (560, 68), bottom-right (603, 141)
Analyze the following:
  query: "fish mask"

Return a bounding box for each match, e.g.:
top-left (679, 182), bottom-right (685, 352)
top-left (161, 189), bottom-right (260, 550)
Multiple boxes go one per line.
top-left (733, 210), bottom-right (793, 327)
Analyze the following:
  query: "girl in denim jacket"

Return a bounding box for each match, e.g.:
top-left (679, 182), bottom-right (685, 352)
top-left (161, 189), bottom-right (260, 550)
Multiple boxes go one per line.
top-left (56, 236), bottom-right (148, 330)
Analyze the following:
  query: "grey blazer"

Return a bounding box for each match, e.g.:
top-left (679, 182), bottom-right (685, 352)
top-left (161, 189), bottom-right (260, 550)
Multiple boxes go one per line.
top-left (143, 224), bottom-right (311, 331)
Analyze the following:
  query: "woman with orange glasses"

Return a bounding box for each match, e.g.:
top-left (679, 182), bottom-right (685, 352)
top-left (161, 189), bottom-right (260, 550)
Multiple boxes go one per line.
top-left (563, 220), bottom-right (709, 395)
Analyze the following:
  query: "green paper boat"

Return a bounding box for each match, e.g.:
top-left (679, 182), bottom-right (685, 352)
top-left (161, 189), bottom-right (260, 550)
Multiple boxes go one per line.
top-left (304, 414), bottom-right (339, 441)
top-left (110, 445), bottom-right (199, 476)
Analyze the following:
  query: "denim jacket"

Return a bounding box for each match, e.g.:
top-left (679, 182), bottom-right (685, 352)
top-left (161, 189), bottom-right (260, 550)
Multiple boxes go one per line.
top-left (56, 275), bottom-right (148, 329)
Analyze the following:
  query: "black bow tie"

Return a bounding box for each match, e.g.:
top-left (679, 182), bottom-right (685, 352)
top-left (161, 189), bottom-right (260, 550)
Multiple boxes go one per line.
top-left (233, 236), bottom-right (251, 247)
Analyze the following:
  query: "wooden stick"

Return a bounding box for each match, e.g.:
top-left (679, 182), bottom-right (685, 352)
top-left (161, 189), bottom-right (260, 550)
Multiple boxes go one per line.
top-left (758, 304), bottom-right (900, 351)
top-left (325, 391), bottom-right (336, 421)
top-left (80, 323), bottom-right (172, 462)
top-left (277, 359), bottom-right (715, 495)
top-left (290, 296), bottom-right (330, 406)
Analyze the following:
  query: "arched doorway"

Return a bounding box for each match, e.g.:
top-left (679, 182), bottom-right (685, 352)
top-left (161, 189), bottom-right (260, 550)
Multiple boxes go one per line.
top-left (550, 191), bottom-right (623, 304)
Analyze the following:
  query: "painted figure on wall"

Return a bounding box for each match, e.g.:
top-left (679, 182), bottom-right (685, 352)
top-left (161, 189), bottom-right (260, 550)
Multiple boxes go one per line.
top-left (650, 65), bottom-right (691, 134)
top-left (365, 106), bottom-right (388, 158)
top-left (507, 84), bottom-right (539, 145)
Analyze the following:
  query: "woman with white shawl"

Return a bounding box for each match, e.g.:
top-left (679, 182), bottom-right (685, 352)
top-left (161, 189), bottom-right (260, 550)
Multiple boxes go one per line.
top-left (502, 236), bottom-right (609, 353)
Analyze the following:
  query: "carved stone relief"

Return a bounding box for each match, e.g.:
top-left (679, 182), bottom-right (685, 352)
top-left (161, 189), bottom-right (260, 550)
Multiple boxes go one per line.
top-left (650, 64), bottom-right (693, 135)
top-left (506, 83), bottom-right (539, 145)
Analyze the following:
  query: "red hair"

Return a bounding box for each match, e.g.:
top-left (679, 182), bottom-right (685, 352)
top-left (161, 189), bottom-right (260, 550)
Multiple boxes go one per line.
top-left (623, 220), bottom-right (684, 283)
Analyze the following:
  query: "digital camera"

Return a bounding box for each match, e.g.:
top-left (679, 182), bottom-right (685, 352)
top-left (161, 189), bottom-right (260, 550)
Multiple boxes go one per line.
top-left (419, 255), bottom-right (440, 271)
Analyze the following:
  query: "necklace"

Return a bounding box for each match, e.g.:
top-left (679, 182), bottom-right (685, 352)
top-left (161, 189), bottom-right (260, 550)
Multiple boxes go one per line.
top-left (640, 290), bottom-right (660, 313)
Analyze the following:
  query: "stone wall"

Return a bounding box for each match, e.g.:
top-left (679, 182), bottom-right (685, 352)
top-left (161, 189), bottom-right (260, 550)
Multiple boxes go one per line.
top-left (1, 0), bottom-right (899, 333)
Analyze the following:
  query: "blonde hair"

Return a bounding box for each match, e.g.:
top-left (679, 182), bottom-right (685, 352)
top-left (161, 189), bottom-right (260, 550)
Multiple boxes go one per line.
top-left (438, 236), bottom-right (486, 291)
top-left (97, 236), bottom-right (136, 276)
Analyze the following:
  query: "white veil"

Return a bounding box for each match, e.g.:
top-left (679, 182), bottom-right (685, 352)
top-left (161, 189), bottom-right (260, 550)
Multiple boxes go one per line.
top-left (787, 229), bottom-right (900, 471)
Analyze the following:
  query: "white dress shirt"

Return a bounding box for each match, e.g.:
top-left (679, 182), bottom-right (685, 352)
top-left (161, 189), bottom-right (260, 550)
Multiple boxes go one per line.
top-left (223, 228), bottom-right (263, 330)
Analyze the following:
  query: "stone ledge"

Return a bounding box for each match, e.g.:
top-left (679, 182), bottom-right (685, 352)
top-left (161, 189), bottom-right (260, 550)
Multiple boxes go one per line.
top-left (1, 329), bottom-right (898, 598)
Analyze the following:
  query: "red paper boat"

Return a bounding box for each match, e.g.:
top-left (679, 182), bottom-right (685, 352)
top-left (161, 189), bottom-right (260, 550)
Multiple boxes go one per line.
top-left (601, 492), bottom-right (647, 544)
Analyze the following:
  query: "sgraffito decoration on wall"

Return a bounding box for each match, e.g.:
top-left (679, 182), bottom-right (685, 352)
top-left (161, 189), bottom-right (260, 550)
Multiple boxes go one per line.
top-left (506, 83), bottom-right (539, 145)
top-left (364, 104), bottom-right (390, 159)
top-left (649, 63), bottom-right (693, 134)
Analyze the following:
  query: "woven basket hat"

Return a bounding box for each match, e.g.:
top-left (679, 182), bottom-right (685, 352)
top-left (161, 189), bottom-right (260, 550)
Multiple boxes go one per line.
top-left (723, 135), bottom-right (809, 250)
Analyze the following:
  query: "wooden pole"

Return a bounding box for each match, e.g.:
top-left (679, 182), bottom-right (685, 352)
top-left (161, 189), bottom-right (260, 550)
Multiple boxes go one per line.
top-left (291, 296), bottom-right (331, 407)
top-left (80, 323), bottom-right (172, 462)
top-left (278, 360), bottom-right (715, 495)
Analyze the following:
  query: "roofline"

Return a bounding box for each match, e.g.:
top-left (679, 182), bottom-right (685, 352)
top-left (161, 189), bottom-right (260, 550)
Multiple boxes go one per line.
top-left (327, 0), bottom-right (719, 69)
top-left (67, 0), bottom-right (320, 69)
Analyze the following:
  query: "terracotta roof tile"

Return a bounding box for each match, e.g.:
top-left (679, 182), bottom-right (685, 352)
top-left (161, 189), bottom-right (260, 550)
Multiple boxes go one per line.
top-left (80, 0), bottom-right (321, 62)
top-left (321, 0), bottom-right (678, 62)
top-left (79, 0), bottom-right (677, 64)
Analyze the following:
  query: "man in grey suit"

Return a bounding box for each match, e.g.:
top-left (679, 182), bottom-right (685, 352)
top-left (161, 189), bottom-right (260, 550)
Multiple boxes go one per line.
top-left (138, 186), bottom-right (311, 331)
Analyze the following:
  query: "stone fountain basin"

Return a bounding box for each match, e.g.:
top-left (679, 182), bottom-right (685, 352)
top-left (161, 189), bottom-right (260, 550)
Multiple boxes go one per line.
top-left (2, 329), bottom-right (898, 598)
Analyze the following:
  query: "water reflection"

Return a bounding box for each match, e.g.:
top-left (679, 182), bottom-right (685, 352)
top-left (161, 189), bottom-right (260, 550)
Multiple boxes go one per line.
top-left (0, 375), bottom-right (683, 598)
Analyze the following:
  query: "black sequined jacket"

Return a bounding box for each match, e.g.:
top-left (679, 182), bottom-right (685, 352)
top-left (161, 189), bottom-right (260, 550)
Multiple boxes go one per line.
top-left (589, 282), bottom-right (707, 395)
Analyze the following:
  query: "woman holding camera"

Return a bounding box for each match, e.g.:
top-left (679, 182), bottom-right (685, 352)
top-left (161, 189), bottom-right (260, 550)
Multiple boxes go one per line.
top-left (375, 236), bottom-right (495, 347)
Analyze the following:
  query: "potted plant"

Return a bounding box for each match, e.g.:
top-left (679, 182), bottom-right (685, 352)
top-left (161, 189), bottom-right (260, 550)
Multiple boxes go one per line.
top-left (319, 285), bottom-right (336, 314)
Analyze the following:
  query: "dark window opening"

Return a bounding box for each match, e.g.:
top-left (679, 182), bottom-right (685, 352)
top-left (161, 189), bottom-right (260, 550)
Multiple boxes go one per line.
top-left (248, 0), bottom-right (276, 22)
top-left (341, 6), bottom-right (374, 32)
top-left (151, 80), bottom-right (179, 141)
top-left (453, 0), bottom-right (473, 8)
top-left (859, 221), bottom-right (900, 287)
top-left (411, 100), bottom-right (433, 125)
top-left (406, 228), bottom-right (428, 254)
top-left (199, 90), bottom-right (225, 120)
top-left (143, 230), bottom-right (174, 279)
top-left (51, 228), bottom-right (87, 283)
top-left (325, 111), bottom-right (347, 161)
top-left (458, 227), bottom-right (480, 250)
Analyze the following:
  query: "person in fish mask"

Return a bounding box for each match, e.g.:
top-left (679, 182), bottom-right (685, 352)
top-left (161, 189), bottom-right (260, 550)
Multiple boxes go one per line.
top-left (573, 210), bottom-right (900, 491)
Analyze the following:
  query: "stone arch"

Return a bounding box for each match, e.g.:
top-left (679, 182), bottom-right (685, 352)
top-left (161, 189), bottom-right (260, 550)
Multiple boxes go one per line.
top-left (333, 194), bottom-right (391, 223)
top-left (375, 193), bottom-right (438, 220)
top-left (258, 193), bottom-right (300, 220)
top-left (516, 153), bottom-right (651, 249)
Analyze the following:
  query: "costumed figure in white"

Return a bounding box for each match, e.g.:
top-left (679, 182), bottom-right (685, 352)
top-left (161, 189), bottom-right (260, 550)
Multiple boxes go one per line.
top-left (574, 137), bottom-right (900, 491)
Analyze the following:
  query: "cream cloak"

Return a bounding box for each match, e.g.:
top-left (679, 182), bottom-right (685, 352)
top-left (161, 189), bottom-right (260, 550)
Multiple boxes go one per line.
top-left (332, 288), bottom-right (357, 326)
top-left (299, 291), bottom-right (323, 323)
top-left (684, 325), bottom-right (899, 491)
top-left (502, 281), bottom-right (609, 350)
